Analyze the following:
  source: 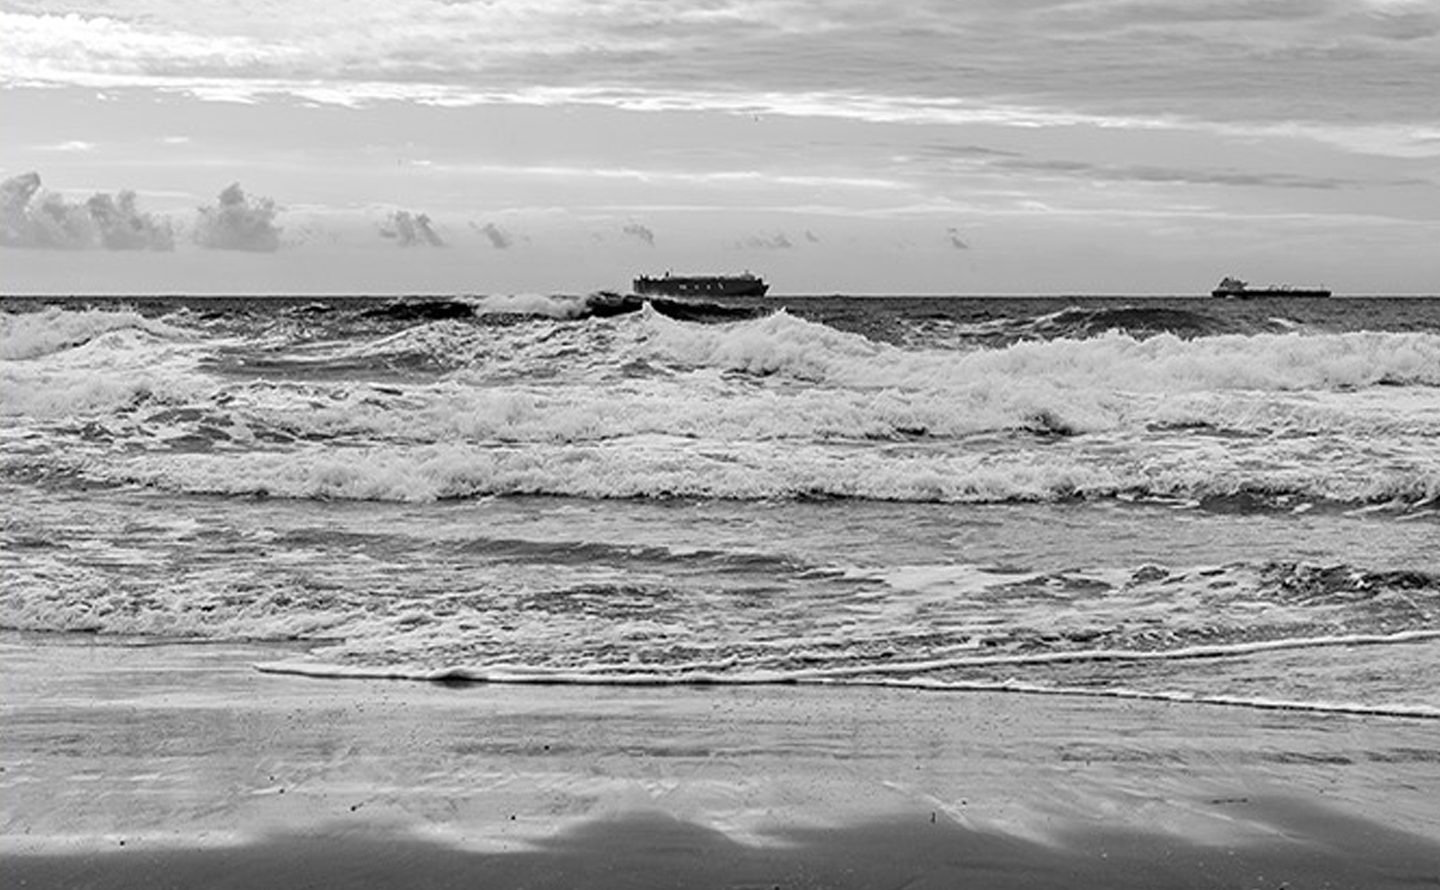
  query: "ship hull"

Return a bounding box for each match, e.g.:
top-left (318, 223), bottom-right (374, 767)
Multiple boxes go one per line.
top-left (634, 275), bottom-right (769, 298)
top-left (1212, 288), bottom-right (1331, 298)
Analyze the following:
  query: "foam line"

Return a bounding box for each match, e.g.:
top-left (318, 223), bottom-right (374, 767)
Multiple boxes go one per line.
top-left (850, 678), bottom-right (1440, 720)
top-left (253, 629), bottom-right (1440, 721)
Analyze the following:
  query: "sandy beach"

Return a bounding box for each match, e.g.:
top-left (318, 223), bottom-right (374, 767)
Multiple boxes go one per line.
top-left (3, 632), bottom-right (1437, 888)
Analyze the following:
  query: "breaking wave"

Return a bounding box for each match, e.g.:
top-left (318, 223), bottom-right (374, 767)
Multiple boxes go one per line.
top-left (9, 439), bottom-right (1426, 510)
top-left (5, 304), bottom-right (1438, 510)
top-left (0, 306), bottom-right (191, 360)
top-left (642, 309), bottom-right (1440, 391)
top-left (945, 304), bottom-right (1237, 346)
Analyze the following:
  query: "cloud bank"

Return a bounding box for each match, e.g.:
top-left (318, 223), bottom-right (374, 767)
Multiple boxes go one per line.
top-left (4, 1), bottom-right (1435, 155)
top-left (1, 172), bottom-right (174, 250)
top-left (194, 183), bottom-right (281, 252)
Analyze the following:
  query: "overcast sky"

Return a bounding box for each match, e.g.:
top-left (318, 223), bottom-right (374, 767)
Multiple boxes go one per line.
top-left (3, 0), bottom-right (1437, 295)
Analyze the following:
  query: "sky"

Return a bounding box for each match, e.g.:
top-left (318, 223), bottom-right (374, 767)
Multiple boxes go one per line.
top-left (2, 0), bottom-right (1437, 295)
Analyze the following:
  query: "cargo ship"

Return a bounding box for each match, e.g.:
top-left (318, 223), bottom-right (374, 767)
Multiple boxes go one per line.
top-left (1212, 276), bottom-right (1331, 298)
top-left (633, 272), bottom-right (769, 298)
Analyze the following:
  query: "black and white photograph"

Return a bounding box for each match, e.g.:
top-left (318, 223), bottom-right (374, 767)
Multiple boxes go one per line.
top-left (3, 1), bottom-right (1438, 887)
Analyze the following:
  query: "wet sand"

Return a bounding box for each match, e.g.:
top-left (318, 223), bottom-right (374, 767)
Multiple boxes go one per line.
top-left (3, 633), bottom-right (1438, 888)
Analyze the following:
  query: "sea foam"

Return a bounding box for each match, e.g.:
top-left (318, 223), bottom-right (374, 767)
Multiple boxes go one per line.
top-left (646, 310), bottom-right (1440, 392)
top-left (0, 306), bottom-right (190, 360)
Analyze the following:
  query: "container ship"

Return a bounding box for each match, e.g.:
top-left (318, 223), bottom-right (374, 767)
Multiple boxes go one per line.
top-left (1212, 276), bottom-right (1331, 298)
top-left (634, 272), bottom-right (769, 297)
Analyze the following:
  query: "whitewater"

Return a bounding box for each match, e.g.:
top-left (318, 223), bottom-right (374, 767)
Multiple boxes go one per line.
top-left (2, 293), bottom-right (1437, 718)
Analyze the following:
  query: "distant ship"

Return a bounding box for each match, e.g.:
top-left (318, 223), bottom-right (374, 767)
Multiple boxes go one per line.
top-left (1212, 276), bottom-right (1331, 298)
top-left (633, 272), bottom-right (769, 297)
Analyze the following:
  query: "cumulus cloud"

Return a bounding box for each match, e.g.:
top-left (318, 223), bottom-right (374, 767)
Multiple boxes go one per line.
top-left (2, 172), bottom-right (88, 249)
top-left (380, 210), bottom-right (445, 247)
top-left (1, 171), bottom-right (173, 250)
top-left (194, 183), bottom-right (282, 251)
top-left (472, 221), bottom-right (513, 249)
top-left (622, 222), bottom-right (655, 245)
top-left (87, 192), bottom-right (176, 250)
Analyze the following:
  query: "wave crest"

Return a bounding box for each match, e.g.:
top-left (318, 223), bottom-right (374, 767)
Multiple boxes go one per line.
top-left (28, 440), bottom-right (1430, 511)
top-left (1, 306), bottom-right (191, 360)
top-left (651, 312), bottom-right (1440, 393)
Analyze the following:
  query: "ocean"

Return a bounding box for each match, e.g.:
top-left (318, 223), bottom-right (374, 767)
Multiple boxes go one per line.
top-left (2, 293), bottom-right (1438, 719)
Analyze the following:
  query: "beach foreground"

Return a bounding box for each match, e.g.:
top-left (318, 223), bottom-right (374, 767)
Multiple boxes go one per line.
top-left (3, 634), bottom-right (1437, 889)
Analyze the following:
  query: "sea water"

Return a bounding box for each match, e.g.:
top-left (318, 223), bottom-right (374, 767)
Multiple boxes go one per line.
top-left (2, 294), bottom-right (1437, 717)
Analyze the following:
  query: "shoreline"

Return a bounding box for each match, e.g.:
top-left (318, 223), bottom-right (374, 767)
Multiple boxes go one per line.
top-left (251, 631), bottom-right (1440, 721)
top-left (4, 634), bottom-right (1438, 887)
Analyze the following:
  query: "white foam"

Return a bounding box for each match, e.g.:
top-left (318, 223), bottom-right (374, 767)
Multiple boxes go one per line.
top-left (1, 306), bottom-right (192, 360)
top-left (865, 677), bottom-right (1440, 720)
top-left (8, 308), bottom-right (1439, 453)
top-left (470, 292), bottom-right (592, 319)
top-left (645, 311), bottom-right (1440, 391)
top-left (251, 631), bottom-right (1440, 720)
top-left (51, 433), bottom-right (1432, 507)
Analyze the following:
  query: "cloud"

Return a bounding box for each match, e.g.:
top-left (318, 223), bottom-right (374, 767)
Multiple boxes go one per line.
top-left (1047, 0), bottom-right (1324, 29)
top-left (380, 210), bottom-right (445, 247)
top-left (2, 1), bottom-right (1432, 146)
top-left (920, 137), bottom-right (1401, 188)
top-left (2, 172), bottom-right (86, 249)
top-left (994, 158), bottom-right (1353, 190)
top-left (917, 140), bottom-right (1406, 189)
top-left (922, 143), bottom-right (1021, 160)
top-left (946, 227), bottom-right (970, 250)
top-left (471, 221), bottom-right (513, 249)
top-left (87, 191), bottom-right (176, 250)
top-left (3, 2), bottom-right (1435, 168)
top-left (622, 222), bottom-right (655, 245)
top-left (737, 232), bottom-right (793, 250)
top-left (194, 183), bottom-right (282, 251)
top-left (1, 172), bottom-right (173, 250)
